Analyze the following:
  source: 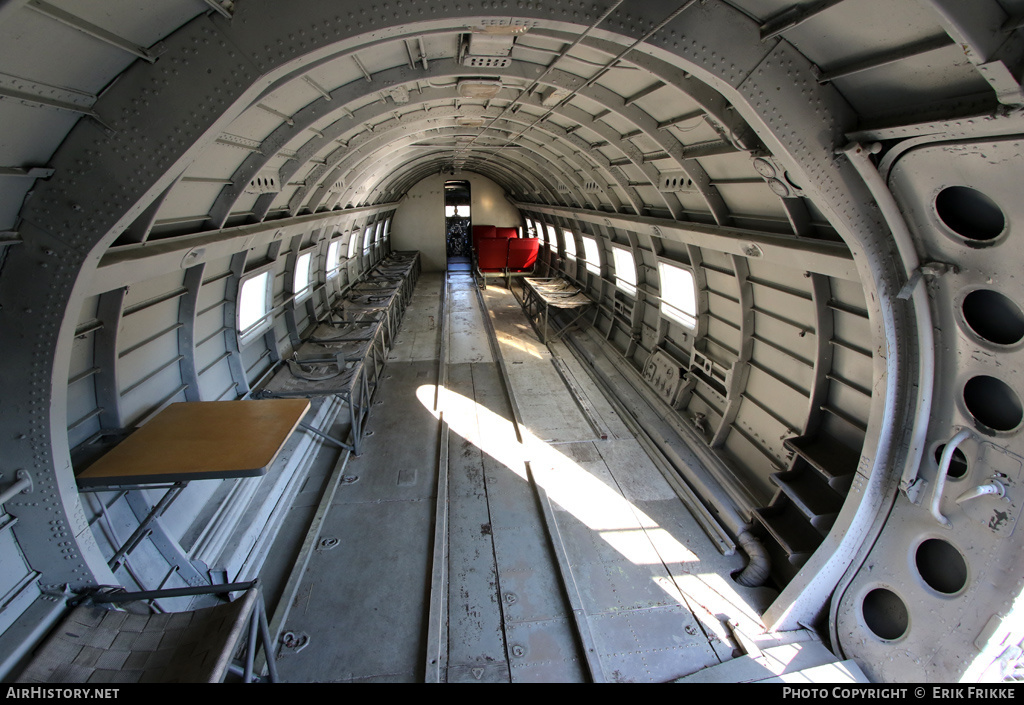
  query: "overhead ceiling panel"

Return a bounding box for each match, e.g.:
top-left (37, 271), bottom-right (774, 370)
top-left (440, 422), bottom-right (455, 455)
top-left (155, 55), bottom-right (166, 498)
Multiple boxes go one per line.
top-left (0, 10), bottom-right (132, 93)
top-left (224, 107), bottom-right (287, 144)
top-left (779, 0), bottom-right (947, 68)
top-left (830, 44), bottom-right (990, 118)
top-left (43, 0), bottom-right (204, 48)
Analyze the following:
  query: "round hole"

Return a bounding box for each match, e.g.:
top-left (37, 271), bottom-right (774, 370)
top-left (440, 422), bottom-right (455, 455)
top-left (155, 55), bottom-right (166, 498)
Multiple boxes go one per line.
top-left (933, 444), bottom-right (968, 479)
top-left (915, 539), bottom-right (968, 595)
top-left (962, 289), bottom-right (1024, 346)
top-left (935, 186), bottom-right (1005, 242)
top-left (963, 375), bottom-right (1023, 432)
top-left (862, 588), bottom-right (909, 640)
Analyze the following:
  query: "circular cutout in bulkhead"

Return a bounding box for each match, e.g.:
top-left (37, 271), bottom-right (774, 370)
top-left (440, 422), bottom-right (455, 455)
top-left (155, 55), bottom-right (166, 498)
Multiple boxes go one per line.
top-left (915, 539), bottom-right (968, 595)
top-left (961, 289), bottom-right (1024, 346)
top-left (933, 444), bottom-right (968, 479)
top-left (935, 186), bottom-right (1006, 243)
top-left (862, 588), bottom-right (909, 641)
top-left (963, 375), bottom-right (1023, 432)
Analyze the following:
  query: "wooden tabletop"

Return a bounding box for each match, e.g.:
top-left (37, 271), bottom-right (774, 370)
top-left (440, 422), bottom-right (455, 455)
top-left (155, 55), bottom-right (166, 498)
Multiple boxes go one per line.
top-left (76, 399), bottom-right (311, 488)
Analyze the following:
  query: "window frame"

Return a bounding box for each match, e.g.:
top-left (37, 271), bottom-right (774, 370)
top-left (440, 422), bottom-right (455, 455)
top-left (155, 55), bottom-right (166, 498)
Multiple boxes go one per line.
top-left (612, 246), bottom-right (637, 296)
top-left (580, 234), bottom-right (601, 276)
top-left (237, 269), bottom-right (273, 345)
top-left (562, 229), bottom-right (577, 260)
top-left (657, 259), bottom-right (698, 330)
top-left (347, 227), bottom-right (360, 258)
top-left (292, 250), bottom-right (314, 303)
top-left (362, 225), bottom-right (374, 255)
top-left (326, 239), bottom-right (342, 279)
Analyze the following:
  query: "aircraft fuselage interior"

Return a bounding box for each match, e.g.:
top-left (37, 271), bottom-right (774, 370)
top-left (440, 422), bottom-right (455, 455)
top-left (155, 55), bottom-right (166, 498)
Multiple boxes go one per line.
top-left (1, 0), bottom-right (1024, 684)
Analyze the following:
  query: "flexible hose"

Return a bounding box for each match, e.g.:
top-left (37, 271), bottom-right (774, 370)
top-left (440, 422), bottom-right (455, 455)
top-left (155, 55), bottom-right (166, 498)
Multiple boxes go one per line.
top-left (734, 530), bottom-right (771, 587)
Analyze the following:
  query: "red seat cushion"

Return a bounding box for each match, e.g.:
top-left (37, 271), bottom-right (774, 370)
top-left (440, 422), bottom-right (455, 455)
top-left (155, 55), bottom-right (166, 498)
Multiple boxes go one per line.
top-left (506, 238), bottom-right (539, 271)
top-left (476, 238), bottom-right (508, 272)
top-left (472, 225), bottom-right (497, 252)
top-left (495, 227), bottom-right (518, 240)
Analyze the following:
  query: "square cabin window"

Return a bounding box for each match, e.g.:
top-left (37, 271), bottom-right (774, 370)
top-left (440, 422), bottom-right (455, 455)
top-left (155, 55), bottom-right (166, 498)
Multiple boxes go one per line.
top-left (326, 240), bottom-right (342, 279)
top-left (659, 261), bottom-right (697, 329)
top-left (238, 270), bottom-right (271, 343)
top-left (362, 226), bottom-right (373, 253)
top-left (545, 224), bottom-right (558, 251)
top-left (293, 251), bottom-right (313, 302)
top-left (562, 230), bottom-right (577, 260)
top-left (347, 230), bottom-right (360, 258)
top-left (383, 218), bottom-right (391, 241)
top-left (581, 235), bottom-right (600, 275)
top-left (612, 247), bottom-right (637, 296)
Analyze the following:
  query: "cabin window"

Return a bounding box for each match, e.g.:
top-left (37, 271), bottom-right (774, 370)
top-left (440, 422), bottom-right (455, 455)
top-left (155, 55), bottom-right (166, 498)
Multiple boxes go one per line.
top-left (293, 251), bottom-right (313, 302)
top-left (238, 270), bottom-right (272, 343)
top-left (362, 226), bottom-right (373, 254)
top-left (347, 228), bottom-right (360, 258)
top-left (658, 261), bottom-right (697, 329)
top-left (374, 221), bottom-right (383, 246)
top-left (545, 224), bottom-right (558, 250)
top-left (581, 235), bottom-right (600, 275)
top-left (612, 247), bottom-right (637, 296)
top-left (562, 230), bottom-right (577, 260)
top-left (383, 218), bottom-right (391, 241)
top-left (326, 240), bottom-right (342, 279)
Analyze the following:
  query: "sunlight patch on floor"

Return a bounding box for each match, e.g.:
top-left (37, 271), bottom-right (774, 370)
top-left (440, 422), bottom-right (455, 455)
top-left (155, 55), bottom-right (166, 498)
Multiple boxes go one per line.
top-left (417, 383), bottom-right (701, 567)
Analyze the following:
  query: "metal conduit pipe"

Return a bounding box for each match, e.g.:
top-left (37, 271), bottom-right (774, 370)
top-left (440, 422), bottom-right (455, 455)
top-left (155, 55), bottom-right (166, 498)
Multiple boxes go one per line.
top-left (931, 428), bottom-right (973, 528)
top-left (839, 142), bottom-right (935, 491)
top-left (559, 330), bottom-right (772, 583)
top-left (0, 471), bottom-right (32, 507)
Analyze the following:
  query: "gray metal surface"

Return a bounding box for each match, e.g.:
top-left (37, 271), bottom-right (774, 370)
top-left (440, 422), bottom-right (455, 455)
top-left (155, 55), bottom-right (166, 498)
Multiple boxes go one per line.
top-left (2, 0), bottom-right (1023, 684)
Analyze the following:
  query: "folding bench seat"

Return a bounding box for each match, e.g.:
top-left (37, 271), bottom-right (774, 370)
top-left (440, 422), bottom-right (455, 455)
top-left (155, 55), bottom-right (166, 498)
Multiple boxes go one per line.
top-left (471, 225), bottom-right (497, 253)
top-left (476, 237), bottom-right (509, 280)
top-left (506, 237), bottom-right (540, 274)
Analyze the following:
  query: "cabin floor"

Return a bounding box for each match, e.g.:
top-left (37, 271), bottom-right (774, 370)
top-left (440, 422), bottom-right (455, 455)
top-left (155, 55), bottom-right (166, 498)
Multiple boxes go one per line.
top-left (255, 270), bottom-right (845, 683)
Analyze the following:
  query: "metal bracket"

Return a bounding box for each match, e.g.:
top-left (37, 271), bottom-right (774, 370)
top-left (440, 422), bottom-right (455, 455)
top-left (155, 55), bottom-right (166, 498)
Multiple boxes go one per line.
top-left (897, 261), bottom-right (958, 300)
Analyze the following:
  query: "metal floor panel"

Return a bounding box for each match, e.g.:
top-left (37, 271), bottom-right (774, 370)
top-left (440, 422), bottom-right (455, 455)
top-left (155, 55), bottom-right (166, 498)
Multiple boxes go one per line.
top-left (476, 283), bottom-right (778, 682)
top-left (274, 498), bottom-right (436, 683)
top-left (340, 360), bottom-right (439, 504)
top-left (264, 272), bottom-right (798, 683)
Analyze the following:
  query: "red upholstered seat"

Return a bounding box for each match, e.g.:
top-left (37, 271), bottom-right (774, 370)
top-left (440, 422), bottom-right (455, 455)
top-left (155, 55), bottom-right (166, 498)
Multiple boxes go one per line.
top-left (507, 238), bottom-right (539, 272)
top-left (495, 227), bottom-right (518, 240)
top-left (476, 238), bottom-right (508, 272)
top-left (472, 225), bottom-right (497, 252)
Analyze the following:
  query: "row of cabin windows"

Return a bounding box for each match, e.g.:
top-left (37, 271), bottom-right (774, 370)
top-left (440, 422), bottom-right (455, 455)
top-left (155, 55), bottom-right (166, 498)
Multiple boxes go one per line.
top-left (526, 217), bottom-right (696, 330)
top-left (237, 219), bottom-right (391, 345)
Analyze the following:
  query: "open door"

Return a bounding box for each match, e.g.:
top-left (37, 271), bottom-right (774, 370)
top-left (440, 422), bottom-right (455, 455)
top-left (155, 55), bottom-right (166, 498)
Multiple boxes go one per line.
top-left (444, 180), bottom-right (471, 272)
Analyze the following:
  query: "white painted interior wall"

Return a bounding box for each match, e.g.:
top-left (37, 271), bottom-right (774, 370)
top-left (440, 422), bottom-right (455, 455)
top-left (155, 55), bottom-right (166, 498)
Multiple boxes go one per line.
top-left (391, 173), bottom-right (523, 271)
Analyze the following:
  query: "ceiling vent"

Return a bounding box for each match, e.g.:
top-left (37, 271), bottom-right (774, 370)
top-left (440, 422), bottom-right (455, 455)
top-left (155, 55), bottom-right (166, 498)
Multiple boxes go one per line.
top-left (245, 171), bottom-right (281, 195)
top-left (658, 171), bottom-right (697, 194)
top-left (458, 78), bottom-right (502, 99)
top-left (463, 31), bottom-right (516, 68)
top-left (752, 156), bottom-right (804, 198)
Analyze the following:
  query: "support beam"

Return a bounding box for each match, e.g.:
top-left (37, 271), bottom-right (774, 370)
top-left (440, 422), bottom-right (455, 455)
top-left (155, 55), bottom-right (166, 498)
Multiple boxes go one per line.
top-left (26, 0), bottom-right (158, 63)
top-left (514, 201), bottom-right (859, 282)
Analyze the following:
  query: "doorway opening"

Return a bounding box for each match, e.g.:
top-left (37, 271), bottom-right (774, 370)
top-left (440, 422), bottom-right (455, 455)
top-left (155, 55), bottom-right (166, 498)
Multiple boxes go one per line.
top-left (445, 180), bottom-right (471, 272)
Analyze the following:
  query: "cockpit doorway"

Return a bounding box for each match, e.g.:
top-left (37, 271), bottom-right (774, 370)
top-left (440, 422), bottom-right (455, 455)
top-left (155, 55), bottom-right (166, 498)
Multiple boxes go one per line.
top-left (444, 180), bottom-right (471, 272)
